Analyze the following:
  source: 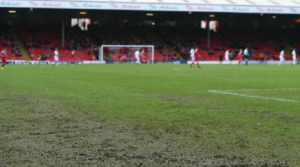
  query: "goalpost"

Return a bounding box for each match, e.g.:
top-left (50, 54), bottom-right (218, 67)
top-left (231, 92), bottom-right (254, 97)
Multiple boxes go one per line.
top-left (100, 45), bottom-right (155, 63)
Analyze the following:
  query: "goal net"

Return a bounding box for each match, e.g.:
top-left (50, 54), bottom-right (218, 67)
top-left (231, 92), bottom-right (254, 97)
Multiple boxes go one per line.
top-left (100, 45), bottom-right (154, 63)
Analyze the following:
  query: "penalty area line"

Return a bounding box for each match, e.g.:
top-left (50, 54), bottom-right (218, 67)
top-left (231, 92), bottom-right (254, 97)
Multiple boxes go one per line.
top-left (208, 90), bottom-right (300, 103)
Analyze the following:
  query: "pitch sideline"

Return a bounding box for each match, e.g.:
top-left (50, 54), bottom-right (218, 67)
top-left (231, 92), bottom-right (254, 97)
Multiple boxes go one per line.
top-left (208, 89), bottom-right (300, 103)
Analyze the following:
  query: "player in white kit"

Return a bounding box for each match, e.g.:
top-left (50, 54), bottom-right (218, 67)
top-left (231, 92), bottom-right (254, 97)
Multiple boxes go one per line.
top-left (135, 49), bottom-right (140, 65)
top-left (225, 49), bottom-right (229, 62)
top-left (292, 48), bottom-right (297, 65)
top-left (278, 49), bottom-right (284, 65)
top-left (190, 47), bottom-right (195, 68)
top-left (54, 48), bottom-right (59, 66)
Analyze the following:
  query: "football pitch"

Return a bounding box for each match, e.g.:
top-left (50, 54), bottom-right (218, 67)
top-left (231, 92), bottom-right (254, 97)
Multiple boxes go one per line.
top-left (0, 63), bottom-right (300, 166)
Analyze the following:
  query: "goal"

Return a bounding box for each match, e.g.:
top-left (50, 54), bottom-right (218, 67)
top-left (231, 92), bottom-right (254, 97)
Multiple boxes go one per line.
top-left (100, 45), bottom-right (154, 63)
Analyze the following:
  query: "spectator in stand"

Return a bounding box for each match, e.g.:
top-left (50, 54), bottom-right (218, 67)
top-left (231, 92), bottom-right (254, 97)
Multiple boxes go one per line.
top-left (249, 48), bottom-right (255, 55)
top-left (88, 47), bottom-right (91, 55)
top-left (11, 42), bottom-right (17, 47)
top-left (27, 41), bottom-right (32, 48)
top-left (33, 43), bottom-right (41, 48)
top-left (50, 45), bottom-right (56, 50)
top-left (16, 50), bottom-right (22, 57)
top-left (173, 53), bottom-right (178, 61)
top-left (46, 52), bottom-right (51, 57)
top-left (11, 48), bottom-right (16, 53)
top-left (6, 41), bottom-right (11, 47)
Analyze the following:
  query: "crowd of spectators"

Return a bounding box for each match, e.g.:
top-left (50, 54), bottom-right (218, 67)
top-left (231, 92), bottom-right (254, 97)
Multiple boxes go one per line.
top-left (0, 25), bottom-right (23, 58)
top-left (65, 26), bottom-right (92, 52)
top-left (18, 25), bottom-right (96, 61)
top-left (24, 37), bottom-right (51, 49)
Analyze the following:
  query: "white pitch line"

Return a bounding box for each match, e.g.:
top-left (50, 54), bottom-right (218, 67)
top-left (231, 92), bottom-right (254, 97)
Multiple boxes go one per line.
top-left (219, 88), bottom-right (300, 92)
top-left (208, 90), bottom-right (300, 103)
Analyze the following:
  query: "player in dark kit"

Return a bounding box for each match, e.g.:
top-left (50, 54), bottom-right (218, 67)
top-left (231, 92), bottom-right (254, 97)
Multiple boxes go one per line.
top-left (1, 48), bottom-right (7, 70)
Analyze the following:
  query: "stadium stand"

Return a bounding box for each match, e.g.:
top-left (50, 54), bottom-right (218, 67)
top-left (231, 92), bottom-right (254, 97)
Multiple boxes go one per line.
top-left (18, 26), bottom-right (94, 61)
top-left (0, 25), bottom-right (24, 60)
top-left (12, 24), bottom-right (286, 62)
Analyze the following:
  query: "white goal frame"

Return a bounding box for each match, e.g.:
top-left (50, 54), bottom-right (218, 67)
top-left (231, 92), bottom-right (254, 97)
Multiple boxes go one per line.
top-left (100, 45), bottom-right (155, 63)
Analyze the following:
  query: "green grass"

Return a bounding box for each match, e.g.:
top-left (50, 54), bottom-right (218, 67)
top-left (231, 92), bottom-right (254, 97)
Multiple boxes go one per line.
top-left (1, 63), bottom-right (300, 165)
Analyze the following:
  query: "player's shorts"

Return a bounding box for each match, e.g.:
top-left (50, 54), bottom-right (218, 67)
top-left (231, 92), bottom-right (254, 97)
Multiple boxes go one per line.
top-left (2, 59), bottom-right (6, 64)
top-left (191, 57), bottom-right (195, 61)
top-left (54, 56), bottom-right (59, 61)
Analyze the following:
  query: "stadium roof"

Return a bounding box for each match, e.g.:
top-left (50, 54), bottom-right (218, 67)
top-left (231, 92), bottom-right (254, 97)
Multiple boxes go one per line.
top-left (11, 0), bottom-right (300, 7)
top-left (2, 0), bottom-right (300, 14)
top-left (57, 0), bottom-right (300, 7)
